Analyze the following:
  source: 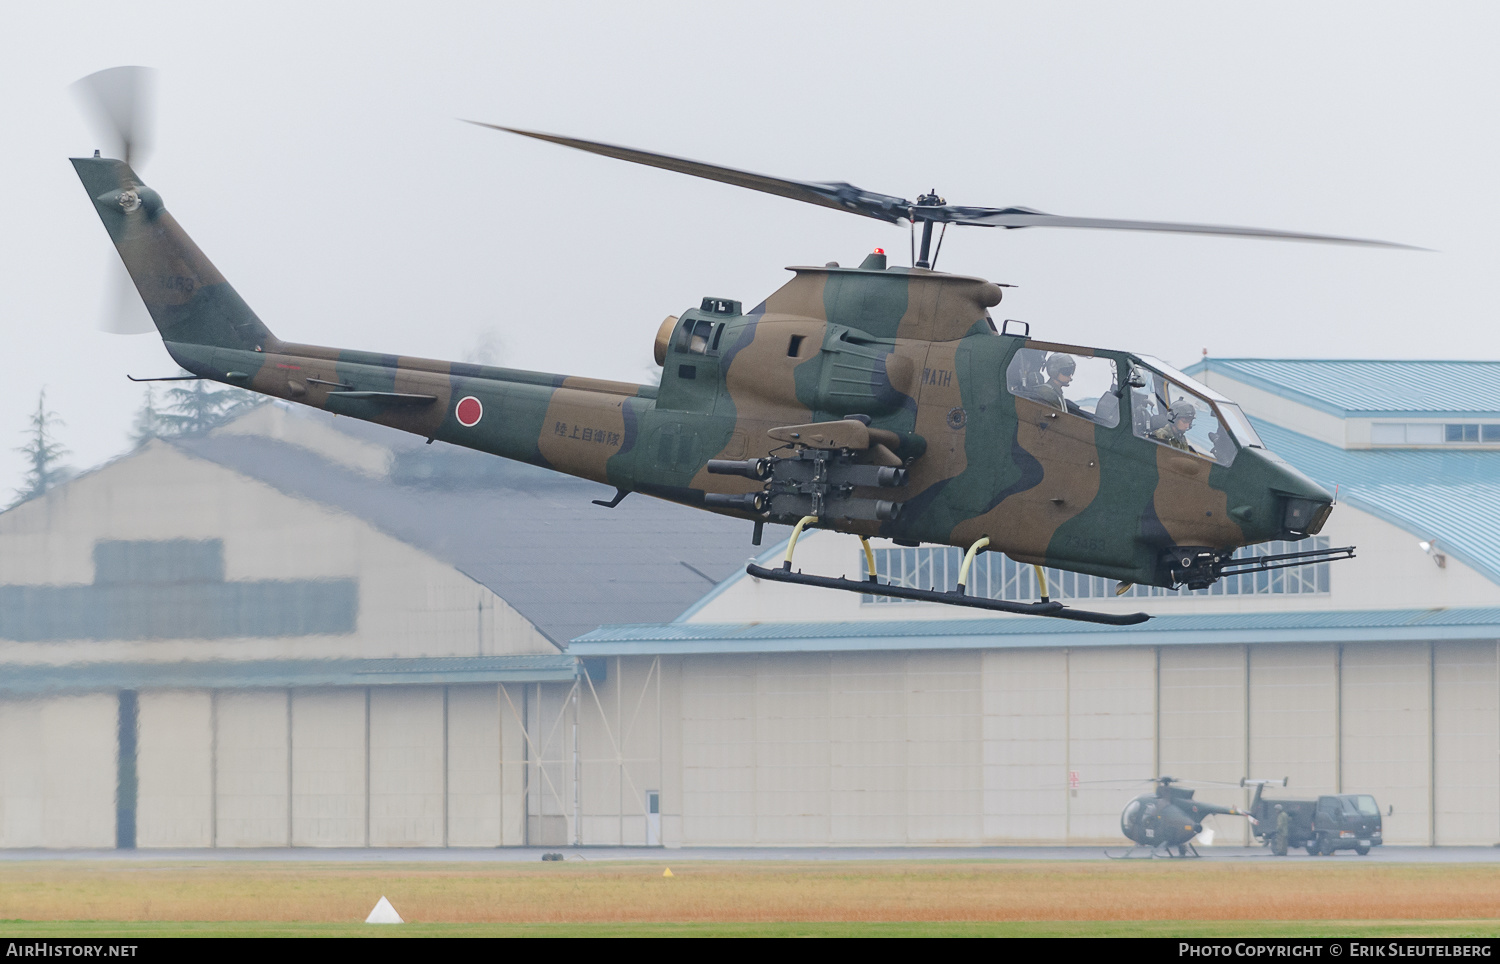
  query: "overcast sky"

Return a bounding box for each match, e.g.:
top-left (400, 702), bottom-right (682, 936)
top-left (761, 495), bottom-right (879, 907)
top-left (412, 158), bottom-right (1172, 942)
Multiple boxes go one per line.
top-left (2, 1), bottom-right (1495, 491)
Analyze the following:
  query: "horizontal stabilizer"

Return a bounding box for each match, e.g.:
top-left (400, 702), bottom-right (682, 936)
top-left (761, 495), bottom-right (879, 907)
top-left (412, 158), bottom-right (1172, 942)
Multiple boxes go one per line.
top-left (329, 391), bottom-right (437, 404)
top-left (324, 391), bottom-right (438, 419)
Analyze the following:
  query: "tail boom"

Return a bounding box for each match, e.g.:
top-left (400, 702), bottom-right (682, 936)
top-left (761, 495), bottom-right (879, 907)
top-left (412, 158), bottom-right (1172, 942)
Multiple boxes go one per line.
top-left (167, 339), bottom-right (652, 485)
top-left (73, 156), bottom-right (654, 487)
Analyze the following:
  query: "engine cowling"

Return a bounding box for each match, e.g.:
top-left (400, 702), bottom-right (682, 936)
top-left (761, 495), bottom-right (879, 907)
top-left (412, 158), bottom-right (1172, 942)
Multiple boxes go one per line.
top-left (810, 326), bottom-right (918, 416)
top-left (653, 315), bottom-right (679, 366)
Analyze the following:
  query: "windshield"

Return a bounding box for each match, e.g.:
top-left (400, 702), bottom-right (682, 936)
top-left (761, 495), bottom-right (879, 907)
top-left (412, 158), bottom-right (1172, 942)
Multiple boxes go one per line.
top-left (1337, 796), bottom-right (1379, 816)
top-left (1132, 355), bottom-right (1263, 448)
top-left (1129, 362), bottom-right (1237, 465)
top-left (1135, 355), bottom-right (1232, 403)
top-left (1216, 402), bottom-right (1264, 449)
top-left (1121, 798), bottom-right (1144, 835)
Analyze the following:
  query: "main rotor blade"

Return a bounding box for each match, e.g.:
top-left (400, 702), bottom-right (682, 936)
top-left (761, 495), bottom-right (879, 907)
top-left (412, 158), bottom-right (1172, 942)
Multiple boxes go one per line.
top-left (466, 121), bottom-right (913, 224)
top-left (469, 122), bottom-right (1417, 249)
top-left (936, 205), bottom-right (1419, 249)
top-left (71, 66), bottom-right (156, 168)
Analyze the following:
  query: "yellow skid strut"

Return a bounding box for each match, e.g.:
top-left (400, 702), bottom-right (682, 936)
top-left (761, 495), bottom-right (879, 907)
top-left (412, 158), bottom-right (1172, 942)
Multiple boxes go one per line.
top-left (956, 536), bottom-right (990, 595)
top-left (782, 515), bottom-right (819, 571)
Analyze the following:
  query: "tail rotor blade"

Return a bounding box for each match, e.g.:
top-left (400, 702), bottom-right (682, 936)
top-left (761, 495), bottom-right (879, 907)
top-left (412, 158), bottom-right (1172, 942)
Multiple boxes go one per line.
top-left (101, 256), bottom-right (155, 335)
top-left (71, 66), bottom-right (156, 168)
top-left (74, 66), bottom-right (159, 334)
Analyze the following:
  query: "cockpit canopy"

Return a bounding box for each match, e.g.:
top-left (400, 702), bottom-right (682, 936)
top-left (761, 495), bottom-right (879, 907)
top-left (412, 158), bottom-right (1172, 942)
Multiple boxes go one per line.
top-left (1007, 347), bottom-right (1122, 427)
top-left (1128, 355), bottom-right (1263, 466)
top-left (1006, 344), bottom-right (1264, 467)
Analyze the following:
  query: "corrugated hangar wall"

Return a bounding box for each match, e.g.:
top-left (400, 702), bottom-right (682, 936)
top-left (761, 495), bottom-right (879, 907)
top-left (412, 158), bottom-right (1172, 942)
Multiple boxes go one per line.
top-left (1, 639), bottom-right (1497, 848)
top-left (586, 645), bottom-right (1496, 848)
top-left (0, 644), bottom-right (1494, 851)
top-left (0, 684), bottom-right (539, 849)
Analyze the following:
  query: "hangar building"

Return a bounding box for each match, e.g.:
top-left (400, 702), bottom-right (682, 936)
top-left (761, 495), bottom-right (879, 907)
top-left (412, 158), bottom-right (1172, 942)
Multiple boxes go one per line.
top-left (1, 359), bottom-right (1496, 848)
top-left (0, 405), bottom-right (748, 848)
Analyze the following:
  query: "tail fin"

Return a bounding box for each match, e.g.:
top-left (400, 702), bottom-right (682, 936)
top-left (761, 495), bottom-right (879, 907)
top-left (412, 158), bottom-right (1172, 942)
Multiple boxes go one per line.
top-left (71, 157), bottom-right (274, 353)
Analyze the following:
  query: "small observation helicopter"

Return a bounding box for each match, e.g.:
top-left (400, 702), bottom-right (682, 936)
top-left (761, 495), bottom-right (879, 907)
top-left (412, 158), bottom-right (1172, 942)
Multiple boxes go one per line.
top-left (1116, 776), bottom-right (1256, 858)
top-left (70, 68), bottom-right (1407, 625)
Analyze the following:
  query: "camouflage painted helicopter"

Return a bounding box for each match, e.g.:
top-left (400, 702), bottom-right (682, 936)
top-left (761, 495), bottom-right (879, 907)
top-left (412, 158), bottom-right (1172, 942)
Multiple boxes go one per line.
top-left (71, 68), bottom-right (1404, 625)
top-left (1117, 776), bottom-right (1256, 858)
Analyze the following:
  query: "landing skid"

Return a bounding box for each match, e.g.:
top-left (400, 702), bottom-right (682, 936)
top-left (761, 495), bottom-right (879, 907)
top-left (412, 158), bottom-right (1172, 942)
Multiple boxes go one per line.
top-left (746, 517), bottom-right (1152, 625)
top-left (747, 564), bottom-right (1151, 625)
top-left (1105, 843), bottom-right (1200, 859)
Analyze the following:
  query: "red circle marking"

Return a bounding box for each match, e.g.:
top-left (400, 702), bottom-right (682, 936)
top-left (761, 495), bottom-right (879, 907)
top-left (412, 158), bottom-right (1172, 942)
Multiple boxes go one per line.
top-left (455, 396), bottom-right (483, 427)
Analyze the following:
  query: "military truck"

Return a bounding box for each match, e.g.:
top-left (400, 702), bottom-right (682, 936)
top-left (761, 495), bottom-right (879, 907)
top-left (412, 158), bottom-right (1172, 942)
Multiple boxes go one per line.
top-left (1244, 779), bottom-right (1386, 855)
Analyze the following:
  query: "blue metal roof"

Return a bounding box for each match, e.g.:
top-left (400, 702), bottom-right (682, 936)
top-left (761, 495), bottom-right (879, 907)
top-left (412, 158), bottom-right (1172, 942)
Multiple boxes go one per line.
top-left (571, 608), bottom-right (1500, 654)
top-left (0, 654), bottom-right (580, 694)
top-left (1184, 359), bottom-right (1500, 417)
top-left (1253, 419), bottom-right (1500, 586)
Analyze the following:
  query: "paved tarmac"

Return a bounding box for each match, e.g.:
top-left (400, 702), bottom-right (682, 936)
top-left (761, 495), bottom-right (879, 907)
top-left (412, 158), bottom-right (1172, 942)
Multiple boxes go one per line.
top-left (1, 845), bottom-right (1497, 863)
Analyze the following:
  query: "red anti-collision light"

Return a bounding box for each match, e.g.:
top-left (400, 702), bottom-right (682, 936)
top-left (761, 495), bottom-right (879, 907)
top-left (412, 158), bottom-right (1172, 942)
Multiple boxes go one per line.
top-left (873, 248), bottom-right (885, 255)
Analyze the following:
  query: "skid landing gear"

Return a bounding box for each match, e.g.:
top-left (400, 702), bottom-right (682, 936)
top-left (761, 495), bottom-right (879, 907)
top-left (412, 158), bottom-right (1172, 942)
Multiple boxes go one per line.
top-left (746, 520), bottom-right (1151, 626)
top-left (1104, 844), bottom-right (1200, 860)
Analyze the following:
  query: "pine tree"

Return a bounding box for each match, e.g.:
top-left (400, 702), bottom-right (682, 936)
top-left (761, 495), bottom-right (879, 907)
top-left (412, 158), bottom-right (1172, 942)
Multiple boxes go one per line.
top-left (464, 329), bottom-right (503, 368)
top-left (130, 385), bottom-right (165, 446)
top-left (218, 387), bottom-right (265, 424)
top-left (12, 389), bottom-right (72, 506)
top-left (158, 381), bottom-right (230, 436)
top-left (157, 380), bottom-right (264, 437)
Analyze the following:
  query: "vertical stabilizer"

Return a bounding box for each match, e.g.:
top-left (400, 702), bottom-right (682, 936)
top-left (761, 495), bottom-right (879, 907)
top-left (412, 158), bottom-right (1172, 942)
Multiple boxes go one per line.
top-left (71, 157), bottom-right (274, 353)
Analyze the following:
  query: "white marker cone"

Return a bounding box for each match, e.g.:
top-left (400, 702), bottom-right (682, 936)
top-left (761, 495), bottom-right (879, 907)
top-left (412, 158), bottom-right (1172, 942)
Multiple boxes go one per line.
top-left (365, 896), bottom-right (404, 924)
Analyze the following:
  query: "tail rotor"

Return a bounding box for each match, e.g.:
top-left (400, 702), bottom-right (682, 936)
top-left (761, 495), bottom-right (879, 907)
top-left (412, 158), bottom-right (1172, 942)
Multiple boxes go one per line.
top-left (71, 66), bottom-right (158, 335)
top-left (71, 66), bottom-right (154, 169)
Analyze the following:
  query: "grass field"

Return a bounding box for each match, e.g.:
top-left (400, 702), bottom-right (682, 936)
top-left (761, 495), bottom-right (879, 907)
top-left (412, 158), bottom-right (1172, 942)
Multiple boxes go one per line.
top-left (0, 860), bottom-right (1497, 937)
top-left (1, 920), bottom-right (1499, 937)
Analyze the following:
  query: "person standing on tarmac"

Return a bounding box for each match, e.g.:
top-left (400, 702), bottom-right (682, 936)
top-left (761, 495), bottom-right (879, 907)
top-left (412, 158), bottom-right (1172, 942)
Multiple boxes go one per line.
top-left (1273, 804), bottom-right (1289, 856)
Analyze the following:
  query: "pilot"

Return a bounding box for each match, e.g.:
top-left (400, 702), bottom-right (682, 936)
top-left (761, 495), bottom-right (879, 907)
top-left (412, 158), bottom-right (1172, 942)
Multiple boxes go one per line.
top-left (1031, 354), bottom-right (1076, 411)
top-left (1273, 804), bottom-right (1289, 856)
top-left (1150, 402), bottom-right (1198, 452)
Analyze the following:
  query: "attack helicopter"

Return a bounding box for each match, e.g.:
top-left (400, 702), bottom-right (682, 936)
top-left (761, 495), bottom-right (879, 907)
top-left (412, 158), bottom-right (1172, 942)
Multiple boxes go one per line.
top-left (71, 68), bottom-right (1405, 625)
top-left (1116, 777), bottom-right (1256, 858)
